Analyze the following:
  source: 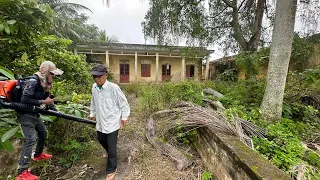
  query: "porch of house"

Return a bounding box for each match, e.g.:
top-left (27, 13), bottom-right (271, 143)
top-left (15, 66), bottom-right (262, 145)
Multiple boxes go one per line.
top-left (73, 43), bottom-right (213, 83)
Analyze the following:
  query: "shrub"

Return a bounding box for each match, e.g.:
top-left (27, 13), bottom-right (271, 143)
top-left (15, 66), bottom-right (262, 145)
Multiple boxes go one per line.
top-left (253, 119), bottom-right (305, 171)
top-left (304, 151), bottom-right (320, 169)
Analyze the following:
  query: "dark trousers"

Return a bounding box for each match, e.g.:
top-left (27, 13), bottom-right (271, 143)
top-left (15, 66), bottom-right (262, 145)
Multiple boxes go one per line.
top-left (97, 130), bottom-right (119, 174)
top-left (17, 114), bottom-right (47, 174)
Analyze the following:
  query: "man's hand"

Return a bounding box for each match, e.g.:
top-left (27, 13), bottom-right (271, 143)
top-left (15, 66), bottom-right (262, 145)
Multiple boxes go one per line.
top-left (121, 120), bottom-right (128, 128)
top-left (43, 97), bottom-right (54, 105)
top-left (89, 116), bottom-right (95, 121)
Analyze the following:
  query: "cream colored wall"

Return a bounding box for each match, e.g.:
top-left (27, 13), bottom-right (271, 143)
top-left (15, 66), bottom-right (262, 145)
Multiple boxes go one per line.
top-left (137, 56), bottom-right (157, 82)
top-left (108, 55), bottom-right (135, 83)
top-left (109, 55), bottom-right (157, 83)
top-left (185, 58), bottom-right (199, 80)
top-left (159, 57), bottom-right (180, 82)
top-left (93, 54), bottom-right (199, 83)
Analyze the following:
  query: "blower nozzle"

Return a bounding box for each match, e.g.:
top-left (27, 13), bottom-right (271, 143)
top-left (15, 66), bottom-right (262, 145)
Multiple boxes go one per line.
top-left (0, 99), bottom-right (96, 125)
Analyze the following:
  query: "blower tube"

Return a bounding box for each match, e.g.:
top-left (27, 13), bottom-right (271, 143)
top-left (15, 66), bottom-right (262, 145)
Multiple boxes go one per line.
top-left (0, 100), bottom-right (96, 125)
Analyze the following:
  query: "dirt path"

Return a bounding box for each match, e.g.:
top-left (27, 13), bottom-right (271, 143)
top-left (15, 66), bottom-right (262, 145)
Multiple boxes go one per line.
top-left (46, 115), bottom-right (204, 180)
top-left (1, 94), bottom-right (205, 179)
top-left (51, 94), bottom-right (205, 180)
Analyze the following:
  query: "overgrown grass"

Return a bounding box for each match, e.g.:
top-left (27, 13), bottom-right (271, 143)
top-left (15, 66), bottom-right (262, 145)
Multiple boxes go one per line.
top-left (213, 67), bottom-right (320, 178)
top-left (46, 97), bottom-right (96, 168)
top-left (123, 80), bottom-right (215, 113)
top-left (122, 74), bottom-right (320, 179)
top-left (44, 68), bottom-right (319, 178)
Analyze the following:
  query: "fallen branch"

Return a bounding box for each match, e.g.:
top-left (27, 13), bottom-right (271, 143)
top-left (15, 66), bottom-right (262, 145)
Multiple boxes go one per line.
top-left (146, 109), bottom-right (191, 170)
top-left (145, 101), bottom-right (266, 171)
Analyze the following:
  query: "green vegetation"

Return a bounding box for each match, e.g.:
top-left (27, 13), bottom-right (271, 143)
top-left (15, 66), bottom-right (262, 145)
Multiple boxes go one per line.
top-left (253, 119), bottom-right (305, 171)
top-left (304, 151), bottom-right (320, 169)
top-left (123, 69), bottom-right (319, 179)
top-left (0, 0), bottom-right (319, 179)
top-left (291, 34), bottom-right (314, 70)
top-left (213, 67), bottom-right (320, 178)
top-left (202, 171), bottom-right (213, 180)
top-left (124, 80), bottom-right (212, 113)
top-left (0, 1), bottom-right (95, 172)
top-left (234, 49), bottom-right (269, 79)
top-left (1, 67), bottom-right (319, 179)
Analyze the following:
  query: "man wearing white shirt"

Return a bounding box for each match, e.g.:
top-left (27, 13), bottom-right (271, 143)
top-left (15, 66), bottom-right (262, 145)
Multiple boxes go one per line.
top-left (89, 64), bottom-right (130, 180)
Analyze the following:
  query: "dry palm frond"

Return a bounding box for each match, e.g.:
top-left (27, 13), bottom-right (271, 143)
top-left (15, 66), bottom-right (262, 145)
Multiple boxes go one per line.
top-left (169, 101), bottom-right (237, 135)
top-left (289, 163), bottom-right (320, 180)
top-left (146, 100), bottom-right (267, 170)
top-left (233, 117), bottom-right (267, 138)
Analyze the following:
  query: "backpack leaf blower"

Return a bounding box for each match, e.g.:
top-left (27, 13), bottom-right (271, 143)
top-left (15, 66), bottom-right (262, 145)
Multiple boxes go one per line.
top-left (0, 79), bottom-right (96, 125)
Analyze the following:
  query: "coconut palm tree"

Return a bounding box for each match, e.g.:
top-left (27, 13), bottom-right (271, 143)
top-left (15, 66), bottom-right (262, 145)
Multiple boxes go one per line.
top-left (40, 0), bottom-right (92, 41)
top-left (98, 30), bottom-right (119, 43)
top-left (40, 0), bottom-right (91, 16)
top-left (41, 0), bottom-right (118, 43)
top-left (41, 0), bottom-right (105, 42)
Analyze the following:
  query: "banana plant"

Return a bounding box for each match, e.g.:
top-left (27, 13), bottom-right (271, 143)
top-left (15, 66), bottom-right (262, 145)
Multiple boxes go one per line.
top-left (0, 108), bottom-right (21, 152)
top-left (0, 66), bottom-right (18, 152)
top-left (57, 103), bottom-right (90, 118)
top-left (0, 66), bottom-right (55, 152)
top-left (0, 65), bottom-right (15, 80)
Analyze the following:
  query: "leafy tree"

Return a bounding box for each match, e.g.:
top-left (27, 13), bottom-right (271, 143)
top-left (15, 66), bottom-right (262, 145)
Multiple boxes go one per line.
top-left (0, 0), bottom-right (91, 88)
top-left (306, 33), bottom-right (320, 44)
top-left (0, 0), bottom-right (54, 66)
top-left (69, 14), bottom-right (119, 43)
top-left (98, 30), bottom-right (119, 43)
top-left (42, 0), bottom-right (118, 43)
top-left (40, 0), bottom-right (91, 16)
top-left (261, 0), bottom-right (298, 122)
top-left (11, 35), bottom-right (92, 94)
top-left (40, 0), bottom-right (92, 41)
top-left (296, 0), bottom-right (320, 36)
top-left (291, 33), bottom-right (314, 70)
top-left (142, 0), bottom-right (271, 52)
top-left (142, 0), bottom-right (320, 53)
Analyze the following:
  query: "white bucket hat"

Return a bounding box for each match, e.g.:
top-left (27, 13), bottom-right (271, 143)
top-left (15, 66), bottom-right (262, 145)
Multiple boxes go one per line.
top-left (39, 61), bottom-right (64, 76)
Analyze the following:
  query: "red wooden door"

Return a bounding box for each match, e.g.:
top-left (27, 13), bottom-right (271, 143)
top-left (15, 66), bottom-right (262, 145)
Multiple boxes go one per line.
top-left (186, 65), bottom-right (195, 78)
top-left (162, 64), bottom-right (171, 81)
top-left (120, 63), bottom-right (130, 83)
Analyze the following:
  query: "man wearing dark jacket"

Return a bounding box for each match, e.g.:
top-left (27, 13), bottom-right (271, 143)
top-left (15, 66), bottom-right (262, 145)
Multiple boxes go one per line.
top-left (16, 61), bottom-right (63, 180)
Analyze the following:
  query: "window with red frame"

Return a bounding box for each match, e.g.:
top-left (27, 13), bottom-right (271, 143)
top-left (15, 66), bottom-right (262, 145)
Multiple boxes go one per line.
top-left (141, 64), bottom-right (151, 77)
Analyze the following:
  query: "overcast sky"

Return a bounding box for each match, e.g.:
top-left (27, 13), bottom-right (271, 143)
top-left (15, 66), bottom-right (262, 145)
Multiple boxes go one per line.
top-left (71, 0), bottom-right (319, 60)
top-left (70, 0), bottom-right (224, 60)
top-left (72, 0), bottom-right (150, 44)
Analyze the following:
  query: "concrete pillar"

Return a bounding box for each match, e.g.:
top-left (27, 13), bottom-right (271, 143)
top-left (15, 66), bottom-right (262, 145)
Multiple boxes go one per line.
top-left (105, 50), bottom-right (109, 67)
top-left (205, 57), bottom-right (210, 80)
top-left (155, 52), bottom-right (159, 82)
top-left (135, 52), bottom-right (138, 81)
top-left (74, 49), bottom-right (78, 55)
top-left (181, 57), bottom-right (185, 81)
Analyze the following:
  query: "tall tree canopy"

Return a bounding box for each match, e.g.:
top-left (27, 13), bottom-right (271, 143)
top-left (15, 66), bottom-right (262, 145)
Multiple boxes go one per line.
top-left (296, 0), bottom-right (320, 36)
top-left (142, 0), bottom-right (319, 53)
top-left (41, 0), bottom-right (118, 43)
top-left (142, 0), bottom-right (273, 52)
top-left (0, 0), bottom-right (91, 92)
top-left (0, 0), bottom-right (54, 65)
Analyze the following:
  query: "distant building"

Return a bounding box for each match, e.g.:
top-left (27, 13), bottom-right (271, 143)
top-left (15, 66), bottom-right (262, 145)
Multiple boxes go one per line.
top-left (206, 43), bottom-right (320, 80)
top-left (73, 42), bottom-right (213, 83)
